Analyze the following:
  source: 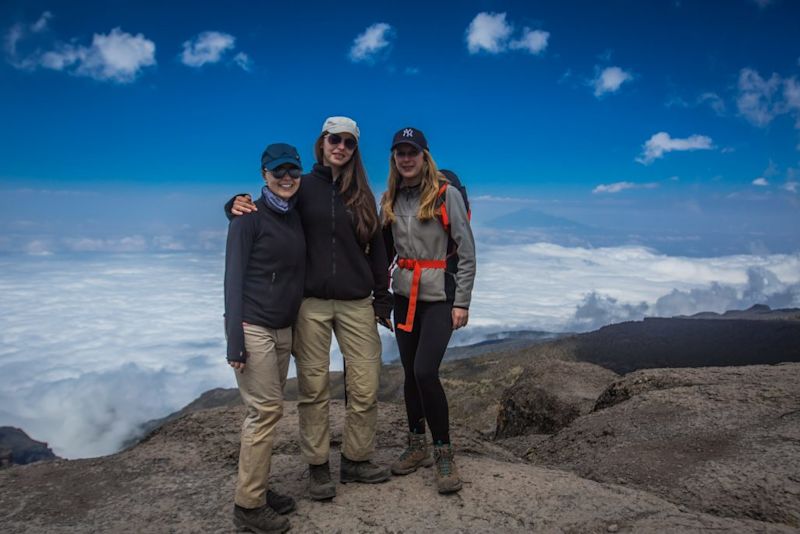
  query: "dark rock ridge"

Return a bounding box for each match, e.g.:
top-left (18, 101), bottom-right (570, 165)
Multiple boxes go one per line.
top-left (571, 316), bottom-right (800, 374)
top-left (0, 427), bottom-right (58, 467)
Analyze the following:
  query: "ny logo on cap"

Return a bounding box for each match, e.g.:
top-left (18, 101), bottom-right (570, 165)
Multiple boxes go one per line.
top-left (403, 129), bottom-right (414, 137)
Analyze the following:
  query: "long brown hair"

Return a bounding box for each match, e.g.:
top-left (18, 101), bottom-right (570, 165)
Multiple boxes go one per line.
top-left (315, 134), bottom-right (379, 245)
top-left (381, 149), bottom-right (444, 226)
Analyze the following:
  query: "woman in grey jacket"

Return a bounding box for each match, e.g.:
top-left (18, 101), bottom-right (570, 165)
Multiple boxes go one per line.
top-left (380, 127), bottom-right (476, 494)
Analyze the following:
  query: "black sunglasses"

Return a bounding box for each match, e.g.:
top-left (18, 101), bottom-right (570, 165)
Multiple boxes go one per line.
top-left (269, 167), bottom-right (302, 179)
top-left (326, 133), bottom-right (357, 150)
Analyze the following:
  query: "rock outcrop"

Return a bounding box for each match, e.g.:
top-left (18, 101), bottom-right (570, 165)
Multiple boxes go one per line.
top-left (0, 427), bottom-right (58, 467)
top-left (495, 359), bottom-right (618, 438)
top-left (528, 363), bottom-right (800, 527)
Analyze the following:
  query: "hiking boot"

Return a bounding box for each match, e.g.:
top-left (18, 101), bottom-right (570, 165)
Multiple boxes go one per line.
top-left (308, 462), bottom-right (336, 501)
top-left (433, 443), bottom-right (462, 494)
top-left (266, 489), bottom-right (296, 515)
top-left (391, 431), bottom-right (434, 475)
top-left (339, 455), bottom-right (391, 484)
top-left (232, 504), bottom-right (290, 534)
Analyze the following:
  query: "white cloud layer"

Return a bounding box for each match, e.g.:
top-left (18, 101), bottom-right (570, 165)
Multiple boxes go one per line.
top-left (637, 131), bottom-right (714, 165)
top-left (349, 23), bottom-right (393, 63)
top-left (181, 31), bottom-right (236, 67)
top-left (592, 181), bottom-right (658, 194)
top-left (752, 177), bottom-right (769, 186)
top-left (1, 245), bottom-right (798, 458)
top-left (509, 28), bottom-right (550, 55)
top-left (466, 12), bottom-right (512, 54)
top-left (593, 66), bottom-right (633, 97)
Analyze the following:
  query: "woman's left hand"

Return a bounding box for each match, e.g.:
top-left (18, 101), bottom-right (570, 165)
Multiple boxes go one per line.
top-left (452, 307), bottom-right (469, 330)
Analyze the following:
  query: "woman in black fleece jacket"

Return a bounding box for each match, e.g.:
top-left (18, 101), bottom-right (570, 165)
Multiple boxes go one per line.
top-left (224, 142), bottom-right (305, 533)
top-left (228, 116), bottom-right (392, 500)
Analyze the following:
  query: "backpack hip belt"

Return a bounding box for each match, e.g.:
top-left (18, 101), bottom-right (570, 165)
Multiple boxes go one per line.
top-left (395, 258), bottom-right (447, 332)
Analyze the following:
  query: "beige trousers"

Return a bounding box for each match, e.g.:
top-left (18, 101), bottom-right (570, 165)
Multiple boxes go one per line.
top-left (234, 323), bottom-right (292, 508)
top-left (293, 297), bottom-right (382, 464)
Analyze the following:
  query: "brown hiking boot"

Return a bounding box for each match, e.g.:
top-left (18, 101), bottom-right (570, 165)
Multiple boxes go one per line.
top-left (232, 504), bottom-right (290, 533)
top-left (340, 455), bottom-right (391, 483)
top-left (308, 462), bottom-right (336, 501)
top-left (433, 443), bottom-right (462, 494)
top-left (391, 431), bottom-right (434, 475)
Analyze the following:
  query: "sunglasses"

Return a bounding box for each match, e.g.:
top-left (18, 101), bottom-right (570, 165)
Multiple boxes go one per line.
top-left (269, 167), bottom-right (302, 179)
top-left (394, 147), bottom-right (421, 158)
top-left (326, 133), bottom-right (357, 150)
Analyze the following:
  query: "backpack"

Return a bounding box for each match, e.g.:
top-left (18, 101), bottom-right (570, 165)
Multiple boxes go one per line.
top-left (436, 169), bottom-right (471, 233)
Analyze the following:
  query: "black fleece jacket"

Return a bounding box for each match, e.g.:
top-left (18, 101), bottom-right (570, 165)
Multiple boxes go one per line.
top-left (224, 194), bottom-right (305, 362)
top-left (225, 163), bottom-right (392, 318)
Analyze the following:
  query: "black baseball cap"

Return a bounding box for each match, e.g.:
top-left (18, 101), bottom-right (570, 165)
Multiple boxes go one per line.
top-left (391, 127), bottom-right (428, 152)
top-left (261, 143), bottom-right (302, 171)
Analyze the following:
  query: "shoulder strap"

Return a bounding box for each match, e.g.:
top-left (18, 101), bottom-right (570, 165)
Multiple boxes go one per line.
top-left (436, 182), bottom-right (450, 232)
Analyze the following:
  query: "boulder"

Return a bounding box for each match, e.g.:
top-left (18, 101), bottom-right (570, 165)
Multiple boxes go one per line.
top-left (495, 359), bottom-right (618, 438)
top-left (528, 363), bottom-right (800, 526)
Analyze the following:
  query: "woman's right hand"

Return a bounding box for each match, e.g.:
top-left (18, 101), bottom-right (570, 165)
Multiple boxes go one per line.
top-left (228, 360), bottom-right (245, 373)
top-left (231, 195), bottom-right (257, 216)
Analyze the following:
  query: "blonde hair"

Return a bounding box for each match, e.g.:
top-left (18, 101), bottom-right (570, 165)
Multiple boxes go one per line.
top-left (381, 149), bottom-right (445, 226)
top-left (314, 134), bottom-right (379, 244)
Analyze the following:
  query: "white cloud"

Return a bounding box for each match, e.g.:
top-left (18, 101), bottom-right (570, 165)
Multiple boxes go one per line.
top-left (466, 12), bottom-right (513, 54)
top-left (753, 177), bottom-right (769, 186)
top-left (736, 68), bottom-right (800, 128)
top-left (181, 31), bottom-right (235, 67)
top-left (348, 23), bottom-right (393, 63)
top-left (784, 181), bottom-right (798, 193)
top-left (593, 181), bottom-right (658, 194)
top-left (404, 66), bottom-right (419, 75)
top-left (698, 92), bottom-right (726, 115)
top-left (31, 11), bottom-right (53, 33)
top-left (593, 66), bottom-right (633, 97)
top-left (1, 246), bottom-right (799, 457)
top-left (509, 28), bottom-right (549, 55)
top-left (636, 132), bottom-right (714, 165)
top-left (3, 12), bottom-right (52, 63)
top-left (233, 51), bottom-right (252, 72)
top-left (30, 27), bottom-right (156, 83)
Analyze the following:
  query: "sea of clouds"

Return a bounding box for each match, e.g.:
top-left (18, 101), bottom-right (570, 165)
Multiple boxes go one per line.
top-left (1, 243), bottom-right (798, 458)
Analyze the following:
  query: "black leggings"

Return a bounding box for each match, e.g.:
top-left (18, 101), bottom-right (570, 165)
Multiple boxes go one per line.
top-left (394, 294), bottom-right (453, 444)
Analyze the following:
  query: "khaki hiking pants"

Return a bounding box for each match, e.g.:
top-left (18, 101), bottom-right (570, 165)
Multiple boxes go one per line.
top-left (234, 323), bottom-right (292, 509)
top-left (293, 296), bottom-right (382, 464)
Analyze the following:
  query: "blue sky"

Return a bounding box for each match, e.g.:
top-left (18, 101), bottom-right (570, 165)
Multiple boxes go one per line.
top-left (1, 0), bottom-right (799, 256)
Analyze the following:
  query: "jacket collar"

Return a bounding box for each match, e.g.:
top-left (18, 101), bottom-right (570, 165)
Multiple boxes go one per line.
top-left (310, 163), bottom-right (334, 183)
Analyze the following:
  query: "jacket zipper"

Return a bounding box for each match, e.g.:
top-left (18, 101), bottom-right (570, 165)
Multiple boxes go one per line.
top-left (331, 180), bottom-right (336, 278)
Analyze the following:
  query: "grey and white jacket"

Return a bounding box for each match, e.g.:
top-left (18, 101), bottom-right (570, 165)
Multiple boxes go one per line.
top-left (383, 182), bottom-right (476, 309)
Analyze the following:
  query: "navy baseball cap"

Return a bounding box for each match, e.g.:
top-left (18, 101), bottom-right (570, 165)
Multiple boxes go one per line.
top-left (391, 127), bottom-right (428, 152)
top-left (261, 143), bottom-right (302, 171)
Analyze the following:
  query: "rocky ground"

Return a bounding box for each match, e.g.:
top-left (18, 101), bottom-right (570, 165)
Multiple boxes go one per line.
top-left (2, 399), bottom-right (797, 533)
top-left (2, 310), bottom-right (800, 532)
